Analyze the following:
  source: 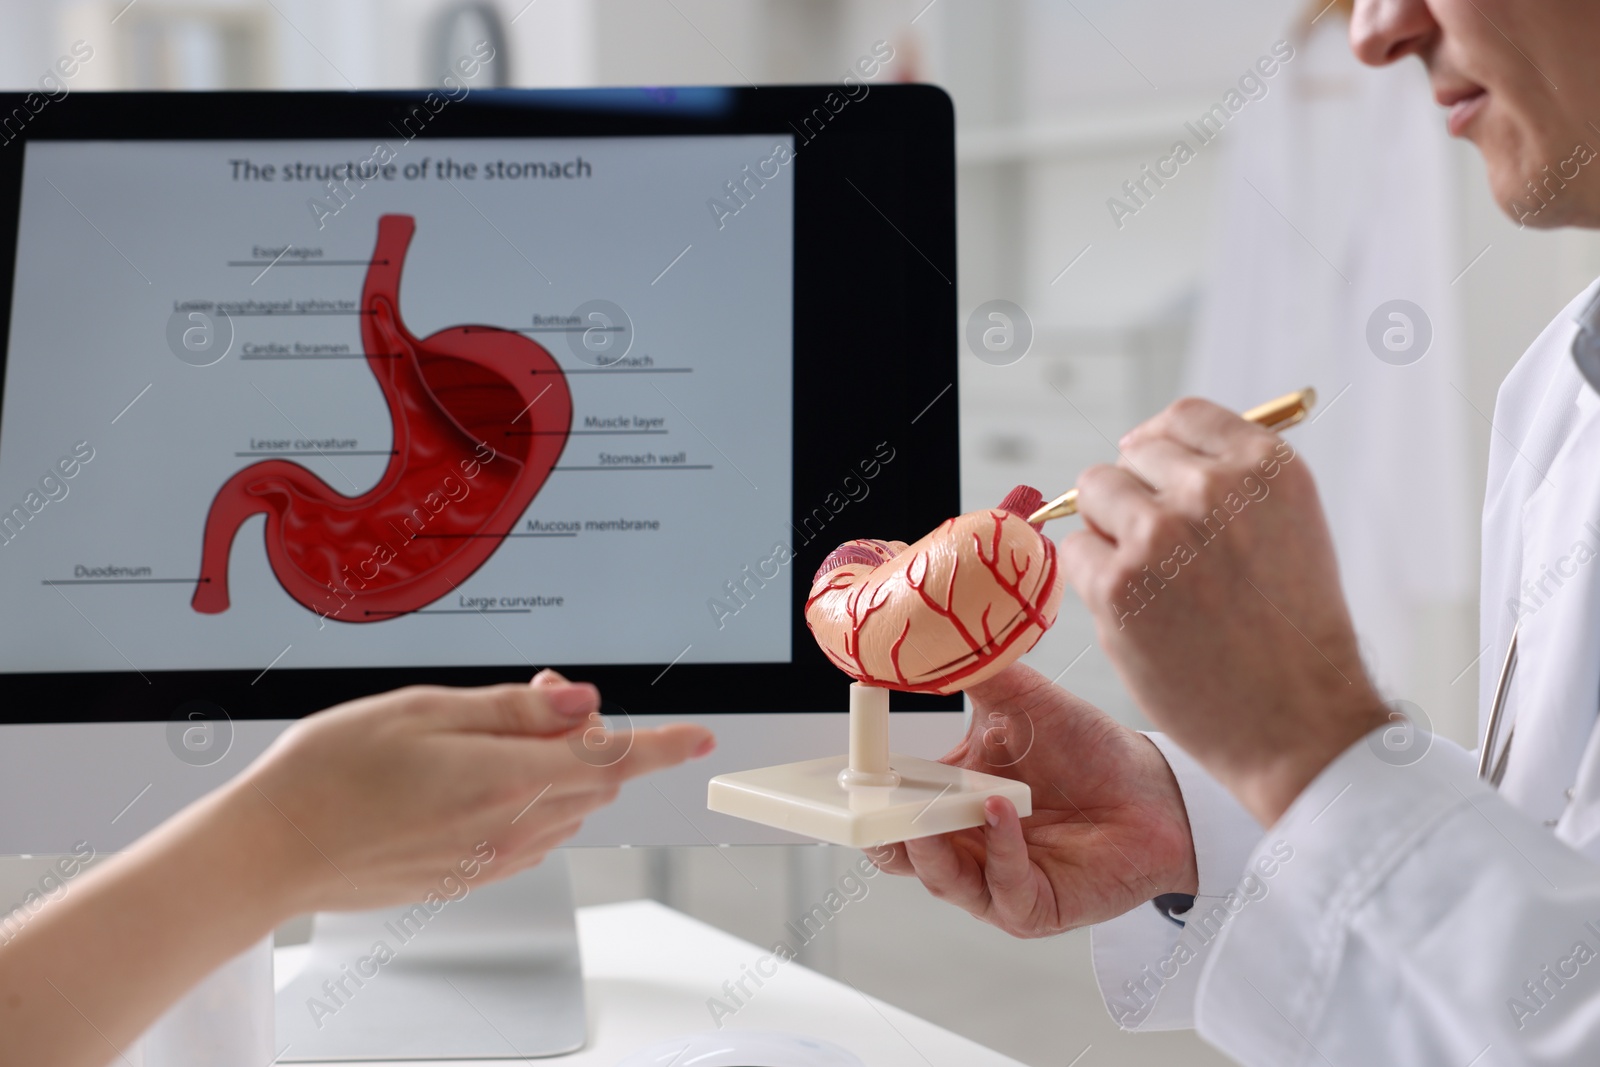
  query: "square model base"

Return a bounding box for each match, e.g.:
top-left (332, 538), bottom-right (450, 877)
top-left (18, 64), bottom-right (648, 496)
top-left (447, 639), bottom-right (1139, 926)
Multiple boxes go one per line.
top-left (707, 753), bottom-right (1032, 847)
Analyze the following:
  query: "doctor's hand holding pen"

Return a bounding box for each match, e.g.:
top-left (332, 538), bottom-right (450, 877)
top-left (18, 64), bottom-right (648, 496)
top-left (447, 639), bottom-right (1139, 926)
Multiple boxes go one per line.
top-left (0, 671), bottom-right (715, 1067)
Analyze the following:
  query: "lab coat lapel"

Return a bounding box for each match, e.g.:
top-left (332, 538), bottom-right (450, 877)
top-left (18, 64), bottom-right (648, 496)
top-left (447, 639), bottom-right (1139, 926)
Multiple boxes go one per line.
top-left (1478, 282), bottom-right (1595, 761)
top-left (1502, 382), bottom-right (1600, 827)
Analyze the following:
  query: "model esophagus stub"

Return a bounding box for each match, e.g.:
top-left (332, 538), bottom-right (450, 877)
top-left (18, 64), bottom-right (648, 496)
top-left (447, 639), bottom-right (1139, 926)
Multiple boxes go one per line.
top-left (707, 486), bottom-right (1064, 846)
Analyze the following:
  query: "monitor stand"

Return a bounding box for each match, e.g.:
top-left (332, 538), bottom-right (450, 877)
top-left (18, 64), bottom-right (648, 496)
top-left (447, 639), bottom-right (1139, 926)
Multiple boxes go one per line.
top-left (276, 855), bottom-right (586, 1061)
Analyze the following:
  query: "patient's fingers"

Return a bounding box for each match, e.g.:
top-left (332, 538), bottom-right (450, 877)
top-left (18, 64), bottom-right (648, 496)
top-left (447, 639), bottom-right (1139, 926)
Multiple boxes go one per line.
top-left (420, 682), bottom-right (599, 737)
top-left (606, 722), bottom-right (716, 780)
top-left (471, 723), bottom-right (713, 803)
top-left (499, 789), bottom-right (623, 827)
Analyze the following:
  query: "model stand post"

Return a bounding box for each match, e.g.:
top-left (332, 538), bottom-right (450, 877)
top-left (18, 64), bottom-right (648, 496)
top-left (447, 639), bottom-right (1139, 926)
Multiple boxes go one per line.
top-left (707, 682), bottom-right (1031, 847)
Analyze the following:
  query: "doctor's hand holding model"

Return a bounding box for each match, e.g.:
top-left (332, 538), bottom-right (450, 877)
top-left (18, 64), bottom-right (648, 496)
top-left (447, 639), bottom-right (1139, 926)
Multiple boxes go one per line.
top-left (877, 1), bottom-right (1600, 1063)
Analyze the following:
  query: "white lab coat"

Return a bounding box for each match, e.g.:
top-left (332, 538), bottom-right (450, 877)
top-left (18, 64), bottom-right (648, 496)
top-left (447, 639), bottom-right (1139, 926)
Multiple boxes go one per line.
top-left (1089, 277), bottom-right (1600, 1065)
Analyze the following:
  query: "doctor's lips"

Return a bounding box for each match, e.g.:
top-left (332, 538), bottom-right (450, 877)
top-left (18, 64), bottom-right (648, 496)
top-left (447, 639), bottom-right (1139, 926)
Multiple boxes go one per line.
top-left (1437, 83), bottom-right (1489, 137)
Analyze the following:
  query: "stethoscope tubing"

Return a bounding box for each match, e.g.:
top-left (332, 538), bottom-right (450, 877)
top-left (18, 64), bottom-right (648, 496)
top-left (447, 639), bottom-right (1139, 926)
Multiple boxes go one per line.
top-left (1478, 620), bottom-right (1520, 788)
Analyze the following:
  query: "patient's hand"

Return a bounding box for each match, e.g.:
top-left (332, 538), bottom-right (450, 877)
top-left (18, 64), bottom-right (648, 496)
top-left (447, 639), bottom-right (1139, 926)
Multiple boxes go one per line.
top-left (0, 673), bottom-right (713, 1067)
top-left (870, 662), bottom-right (1196, 938)
top-left (226, 670), bottom-right (715, 913)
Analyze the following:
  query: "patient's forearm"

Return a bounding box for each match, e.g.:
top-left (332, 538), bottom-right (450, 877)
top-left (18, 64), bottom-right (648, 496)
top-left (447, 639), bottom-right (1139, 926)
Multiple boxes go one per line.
top-left (0, 781), bottom-right (298, 1067)
top-left (0, 676), bottom-right (711, 1067)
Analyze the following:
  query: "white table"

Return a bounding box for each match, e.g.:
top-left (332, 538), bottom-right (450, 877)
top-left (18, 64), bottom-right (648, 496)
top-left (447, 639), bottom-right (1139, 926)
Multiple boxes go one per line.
top-left (276, 899), bottom-right (1027, 1066)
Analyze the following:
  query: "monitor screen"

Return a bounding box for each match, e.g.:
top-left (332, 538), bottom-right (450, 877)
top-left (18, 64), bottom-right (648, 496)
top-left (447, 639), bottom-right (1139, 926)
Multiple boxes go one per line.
top-left (0, 87), bottom-right (959, 722)
top-left (1, 135), bottom-right (794, 672)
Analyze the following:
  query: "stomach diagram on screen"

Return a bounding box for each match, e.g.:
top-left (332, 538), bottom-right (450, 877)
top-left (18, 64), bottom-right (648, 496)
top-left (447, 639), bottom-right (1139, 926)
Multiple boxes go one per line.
top-left (192, 214), bottom-right (574, 624)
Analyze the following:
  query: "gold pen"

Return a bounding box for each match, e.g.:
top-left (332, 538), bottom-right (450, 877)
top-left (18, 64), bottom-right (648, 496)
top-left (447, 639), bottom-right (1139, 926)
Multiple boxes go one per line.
top-left (1026, 387), bottom-right (1318, 525)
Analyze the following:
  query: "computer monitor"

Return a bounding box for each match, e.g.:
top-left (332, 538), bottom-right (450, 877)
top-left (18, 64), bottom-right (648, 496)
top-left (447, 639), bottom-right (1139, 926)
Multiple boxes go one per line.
top-left (0, 85), bottom-right (960, 858)
top-left (0, 83), bottom-right (960, 1060)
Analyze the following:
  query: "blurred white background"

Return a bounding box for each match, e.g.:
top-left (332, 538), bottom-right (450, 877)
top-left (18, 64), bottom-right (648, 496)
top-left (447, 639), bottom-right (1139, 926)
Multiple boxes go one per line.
top-left (5, 1), bottom-right (1600, 1063)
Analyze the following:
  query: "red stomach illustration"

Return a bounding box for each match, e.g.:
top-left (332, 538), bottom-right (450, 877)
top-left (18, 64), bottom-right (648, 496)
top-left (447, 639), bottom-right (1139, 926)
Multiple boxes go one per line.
top-left (192, 214), bottom-right (573, 623)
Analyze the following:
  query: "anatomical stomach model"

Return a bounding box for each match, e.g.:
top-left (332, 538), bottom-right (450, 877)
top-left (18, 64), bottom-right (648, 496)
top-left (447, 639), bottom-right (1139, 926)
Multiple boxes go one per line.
top-left (804, 485), bottom-right (1064, 694)
top-left (192, 214), bottom-right (573, 623)
top-left (707, 486), bottom-right (1064, 846)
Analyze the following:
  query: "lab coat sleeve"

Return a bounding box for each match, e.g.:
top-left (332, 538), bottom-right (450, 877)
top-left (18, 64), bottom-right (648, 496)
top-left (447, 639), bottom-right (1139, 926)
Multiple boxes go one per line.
top-left (1195, 730), bottom-right (1600, 1066)
top-left (1088, 732), bottom-right (1265, 1030)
